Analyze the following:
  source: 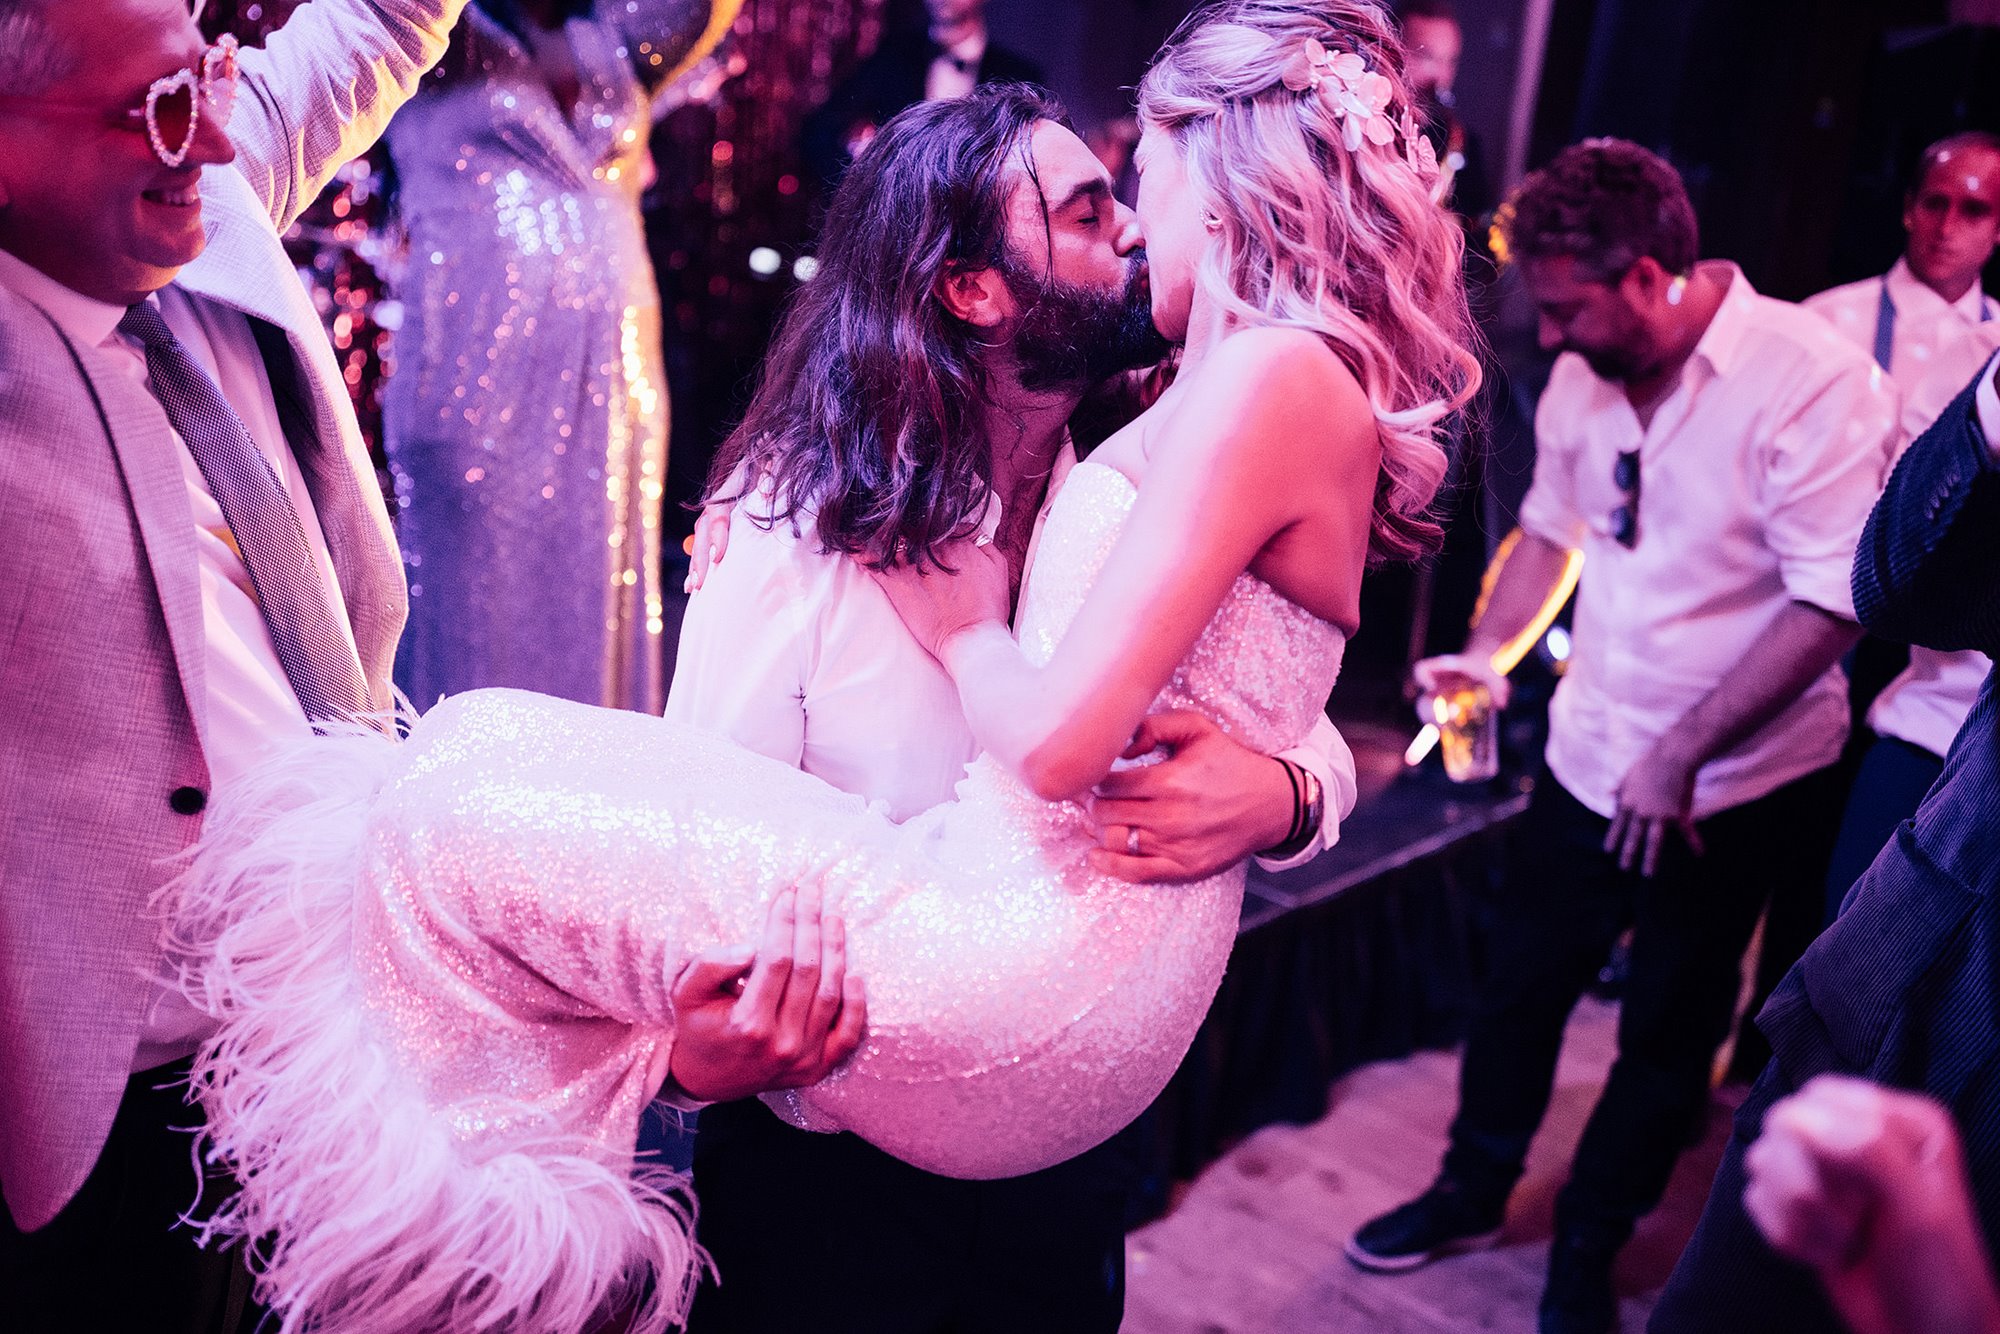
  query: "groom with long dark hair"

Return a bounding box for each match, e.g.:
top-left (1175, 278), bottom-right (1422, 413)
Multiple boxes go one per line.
top-left (714, 85), bottom-right (1166, 574)
top-left (669, 84), bottom-right (1351, 1332)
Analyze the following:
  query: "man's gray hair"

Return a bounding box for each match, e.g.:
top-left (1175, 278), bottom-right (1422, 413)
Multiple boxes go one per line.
top-left (0, 0), bottom-right (82, 99)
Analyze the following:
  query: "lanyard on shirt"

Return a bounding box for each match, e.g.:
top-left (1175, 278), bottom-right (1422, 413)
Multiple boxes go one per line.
top-left (1873, 273), bottom-right (1996, 371)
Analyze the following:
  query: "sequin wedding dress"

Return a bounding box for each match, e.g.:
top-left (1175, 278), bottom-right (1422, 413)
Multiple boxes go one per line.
top-left (175, 461), bottom-right (1347, 1333)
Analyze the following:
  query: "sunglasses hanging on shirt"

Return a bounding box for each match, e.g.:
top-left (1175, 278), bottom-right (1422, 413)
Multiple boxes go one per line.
top-left (1610, 449), bottom-right (1641, 549)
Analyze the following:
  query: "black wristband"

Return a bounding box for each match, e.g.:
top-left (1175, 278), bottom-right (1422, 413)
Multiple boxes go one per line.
top-left (1259, 758), bottom-right (1311, 860)
top-left (1282, 757), bottom-right (1306, 846)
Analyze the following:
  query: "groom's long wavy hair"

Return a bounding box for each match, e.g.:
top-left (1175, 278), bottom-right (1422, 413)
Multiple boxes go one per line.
top-left (705, 84), bottom-right (1069, 570)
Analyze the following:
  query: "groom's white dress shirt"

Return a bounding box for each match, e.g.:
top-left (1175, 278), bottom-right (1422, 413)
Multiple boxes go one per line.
top-left (667, 446), bottom-right (1354, 863)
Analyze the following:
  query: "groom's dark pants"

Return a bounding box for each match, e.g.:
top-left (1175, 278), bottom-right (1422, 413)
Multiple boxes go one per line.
top-left (1440, 767), bottom-right (1839, 1246)
top-left (688, 1098), bottom-right (1139, 1332)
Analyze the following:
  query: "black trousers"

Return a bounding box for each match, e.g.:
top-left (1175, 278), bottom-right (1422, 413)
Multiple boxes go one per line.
top-left (0, 1061), bottom-right (258, 1334)
top-left (687, 1097), bottom-right (1138, 1333)
top-left (1441, 767), bottom-right (1842, 1244)
top-left (1645, 1059), bottom-right (1844, 1333)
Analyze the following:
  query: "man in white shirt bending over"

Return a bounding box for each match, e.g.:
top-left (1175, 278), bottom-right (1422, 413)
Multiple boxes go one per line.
top-left (1804, 132), bottom-right (2000, 386)
top-left (668, 87), bottom-right (1352, 1334)
top-left (1345, 139), bottom-right (1899, 1334)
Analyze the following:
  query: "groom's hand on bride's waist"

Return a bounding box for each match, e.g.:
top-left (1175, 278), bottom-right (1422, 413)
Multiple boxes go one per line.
top-left (661, 883), bottom-right (868, 1106)
top-left (1084, 711), bottom-right (1297, 884)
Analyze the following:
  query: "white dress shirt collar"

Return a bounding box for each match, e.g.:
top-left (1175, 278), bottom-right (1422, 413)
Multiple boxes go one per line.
top-left (1685, 259), bottom-right (1758, 383)
top-left (0, 248), bottom-right (127, 350)
top-left (1802, 255), bottom-right (1990, 385)
top-left (1566, 261), bottom-right (1753, 455)
top-left (976, 482), bottom-right (1005, 542)
top-left (1887, 254), bottom-right (1992, 326)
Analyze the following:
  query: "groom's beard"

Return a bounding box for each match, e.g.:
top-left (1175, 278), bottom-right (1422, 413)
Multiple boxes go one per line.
top-left (998, 248), bottom-right (1171, 393)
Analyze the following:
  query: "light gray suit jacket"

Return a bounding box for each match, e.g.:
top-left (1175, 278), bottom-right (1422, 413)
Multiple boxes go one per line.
top-left (0, 0), bottom-right (467, 1232)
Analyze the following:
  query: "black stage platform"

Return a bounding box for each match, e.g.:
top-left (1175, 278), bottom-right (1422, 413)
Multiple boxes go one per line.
top-left (1134, 713), bottom-right (1531, 1220)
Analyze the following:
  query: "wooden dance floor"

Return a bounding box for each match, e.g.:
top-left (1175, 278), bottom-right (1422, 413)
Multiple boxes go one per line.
top-left (1123, 998), bottom-right (1742, 1333)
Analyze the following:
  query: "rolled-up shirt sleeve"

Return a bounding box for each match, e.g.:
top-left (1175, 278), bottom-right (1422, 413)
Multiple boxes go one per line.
top-left (1257, 713), bottom-right (1358, 872)
top-left (1759, 361), bottom-right (1900, 619)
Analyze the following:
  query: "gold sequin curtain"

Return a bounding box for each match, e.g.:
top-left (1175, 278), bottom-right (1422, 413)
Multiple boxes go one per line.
top-left (202, 0), bottom-right (397, 469)
top-left (202, 0), bottom-right (892, 536)
top-left (649, 0), bottom-right (890, 541)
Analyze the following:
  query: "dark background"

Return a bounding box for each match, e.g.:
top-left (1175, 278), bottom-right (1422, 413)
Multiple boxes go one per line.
top-left (652, 0), bottom-right (2000, 525)
top-left (208, 0), bottom-right (2000, 706)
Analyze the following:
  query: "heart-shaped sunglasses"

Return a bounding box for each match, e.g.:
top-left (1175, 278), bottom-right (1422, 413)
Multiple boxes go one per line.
top-left (0, 33), bottom-right (239, 169)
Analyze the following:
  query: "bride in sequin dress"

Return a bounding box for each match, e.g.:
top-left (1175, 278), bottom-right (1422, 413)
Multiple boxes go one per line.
top-left (171, 4), bottom-right (1478, 1332)
top-left (382, 0), bottom-right (737, 713)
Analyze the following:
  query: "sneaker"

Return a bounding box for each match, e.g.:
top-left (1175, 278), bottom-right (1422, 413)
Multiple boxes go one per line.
top-left (1344, 1180), bottom-right (1506, 1273)
top-left (1539, 1233), bottom-right (1618, 1334)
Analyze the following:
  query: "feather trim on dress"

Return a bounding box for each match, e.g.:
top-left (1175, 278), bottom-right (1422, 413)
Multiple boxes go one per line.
top-left (161, 721), bottom-right (705, 1334)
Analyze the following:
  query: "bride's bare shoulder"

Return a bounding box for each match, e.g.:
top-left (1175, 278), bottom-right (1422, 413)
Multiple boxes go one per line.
top-left (1214, 325), bottom-right (1366, 407)
top-left (1191, 327), bottom-right (1375, 463)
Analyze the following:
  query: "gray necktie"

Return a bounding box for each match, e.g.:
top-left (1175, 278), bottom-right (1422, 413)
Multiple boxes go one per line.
top-left (120, 299), bottom-right (367, 728)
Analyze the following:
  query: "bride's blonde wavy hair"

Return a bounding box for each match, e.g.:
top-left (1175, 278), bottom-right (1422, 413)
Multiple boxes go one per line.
top-left (1138, 0), bottom-right (1481, 563)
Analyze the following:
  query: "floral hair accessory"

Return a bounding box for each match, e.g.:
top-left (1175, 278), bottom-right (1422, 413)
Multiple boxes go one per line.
top-left (1281, 36), bottom-right (1439, 181)
top-left (1400, 109), bottom-right (1440, 178)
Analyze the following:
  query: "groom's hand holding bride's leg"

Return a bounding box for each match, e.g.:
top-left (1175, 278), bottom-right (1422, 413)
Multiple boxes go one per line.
top-left (663, 883), bottom-right (868, 1104)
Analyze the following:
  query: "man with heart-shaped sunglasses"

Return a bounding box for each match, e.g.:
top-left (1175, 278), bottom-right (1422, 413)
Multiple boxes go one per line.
top-left (0, 0), bottom-right (783, 1325)
top-left (0, 3), bottom-right (468, 1329)
top-left (0, 1), bottom-right (833, 1327)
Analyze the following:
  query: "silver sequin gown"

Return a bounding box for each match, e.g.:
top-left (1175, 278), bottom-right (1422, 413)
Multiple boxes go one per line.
top-left (178, 463), bottom-right (1348, 1333)
top-left (383, 2), bottom-right (719, 712)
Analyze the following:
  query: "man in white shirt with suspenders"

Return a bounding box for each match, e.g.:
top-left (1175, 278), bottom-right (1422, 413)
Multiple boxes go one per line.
top-left (1806, 132), bottom-right (2000, 917)
top-left (1804, 132), bottom-right (2000, 386)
